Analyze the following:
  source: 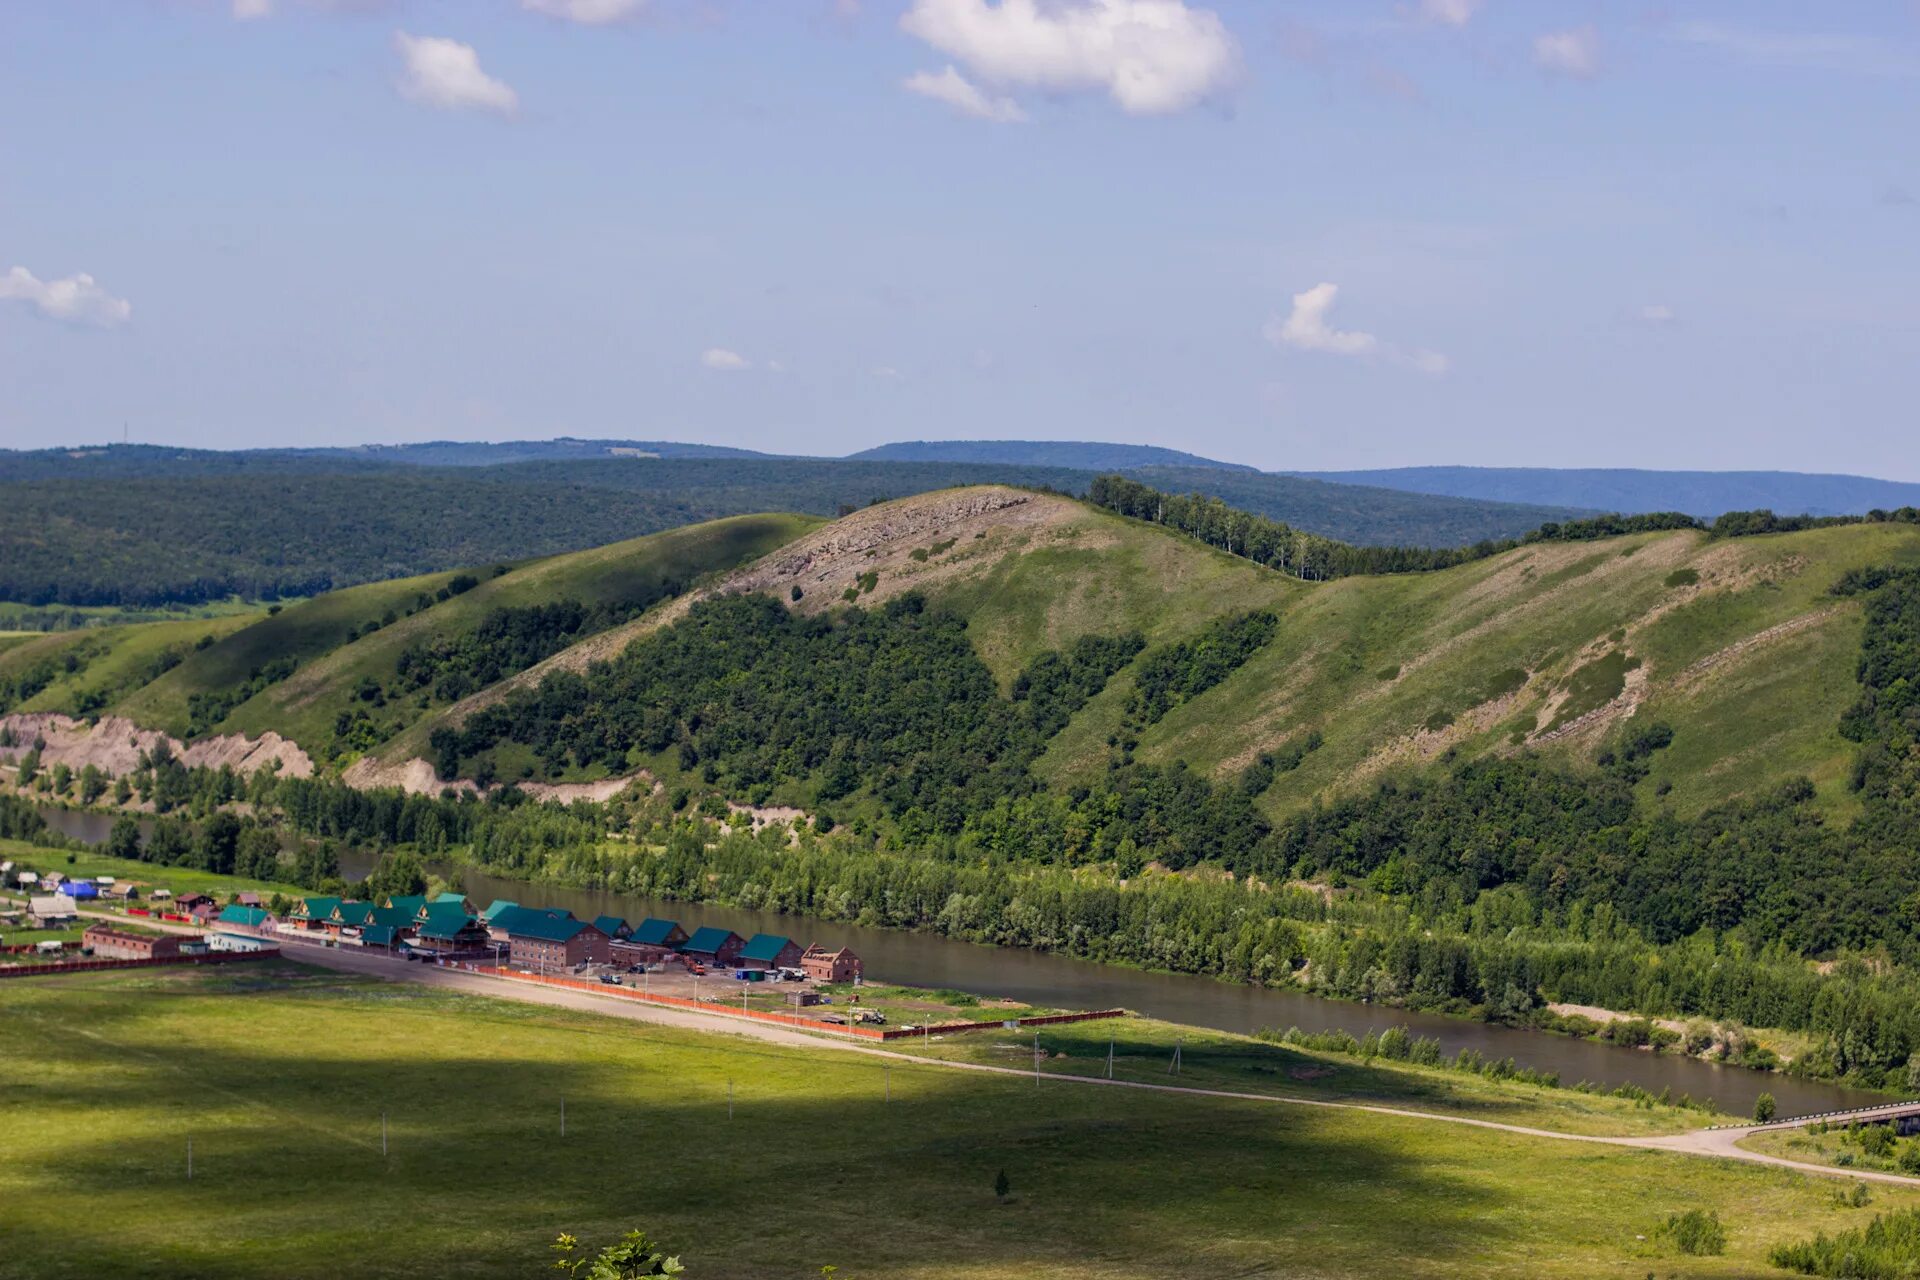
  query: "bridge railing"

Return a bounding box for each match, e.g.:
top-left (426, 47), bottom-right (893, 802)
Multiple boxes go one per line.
top-left (1705, 1099), bottom-right (1920, 1131)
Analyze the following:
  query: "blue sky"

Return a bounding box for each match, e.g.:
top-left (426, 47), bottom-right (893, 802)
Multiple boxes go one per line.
top-left (1, 1), bottom-right (1916, 475)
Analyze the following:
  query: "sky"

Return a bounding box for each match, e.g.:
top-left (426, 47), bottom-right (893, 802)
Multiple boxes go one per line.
top-left (1, 1), bottom-right (1916, 476)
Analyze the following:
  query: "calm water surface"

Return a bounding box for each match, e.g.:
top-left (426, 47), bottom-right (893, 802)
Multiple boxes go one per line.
top-left (35, 804), bottom-right (1880, 1115)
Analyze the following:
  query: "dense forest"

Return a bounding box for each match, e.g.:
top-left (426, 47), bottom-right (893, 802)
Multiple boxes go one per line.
top-left (0, 451), bottom-right (1582, 608)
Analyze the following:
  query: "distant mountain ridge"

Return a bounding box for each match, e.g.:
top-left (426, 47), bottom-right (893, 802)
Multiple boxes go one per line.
top-left (847, 439), bottom-right (1257, 472)
top-left (1295, 466), bottom-right (1920, 519)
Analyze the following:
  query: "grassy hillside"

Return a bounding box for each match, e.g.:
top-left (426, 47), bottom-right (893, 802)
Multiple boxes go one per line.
top-left (91, 514), bottom-right (816, 755)
top-left (347, 488), bottom-right (1920, 840)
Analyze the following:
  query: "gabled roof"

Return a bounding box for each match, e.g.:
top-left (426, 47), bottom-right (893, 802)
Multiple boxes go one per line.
top-left (416, 901), bottom-right (481, 941)
top-left (628, 918), bottom-right (684, 946)
top-left (369, 905), bottom-right (415, 931)
top-left (479, 899), bottom-right (519, 922)
top-left (360, 925), bottom-right (399, 947)
top-left (216, 904), bottom-right (272, 927)
top-left (386, 894), bottom-right (429, 917)
top-left (432, 892), bottom-right (473, 909)
top-left (506, 913), bottom-right (597, 944)
top-left (592, 914), bottom-right (629, 939)
top-left (680, 926), bottom-right (740, 955)
top-left (739, 933), bottom-right (796, 963)
top-left (329, 901), bottom-right (377, 927)
top-left (487, 904), bottom-right (570, 935)
top-left (295, 896), bottom-right (342, 921)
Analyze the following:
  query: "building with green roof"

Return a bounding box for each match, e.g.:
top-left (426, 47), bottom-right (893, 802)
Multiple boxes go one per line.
top-left (679, 927), bottom-right (744, 966)
top-left (739, 934), bottom-right (803, 971)
top-left (412, 901), bottom-right (489, 953)
top-left (386, 894), bottom-right (429, 918)
top-left (216, 904), bottom-right (273, 930)
top-left (628, 918), bottom-right (687, 948)
top-left (592, 914), bottom-right (631, 940)
top-left (289, 896), bottom-right (341, 930)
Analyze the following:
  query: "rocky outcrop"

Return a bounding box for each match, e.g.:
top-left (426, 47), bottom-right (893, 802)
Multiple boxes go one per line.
top-left (0, 713), bottom-right (313, 779)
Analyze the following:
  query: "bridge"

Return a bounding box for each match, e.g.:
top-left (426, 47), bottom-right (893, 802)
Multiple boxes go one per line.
top-left (1708, 1098), bottom-right (1920, 1134)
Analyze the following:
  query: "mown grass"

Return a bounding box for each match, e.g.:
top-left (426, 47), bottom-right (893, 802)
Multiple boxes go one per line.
top-left (1, 962), bottom-right (1909, 1279)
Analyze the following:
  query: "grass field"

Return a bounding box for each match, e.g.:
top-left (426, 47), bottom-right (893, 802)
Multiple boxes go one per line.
top-left (0, 838), bottom-right (312, 903)
top-left (0, 961), bottom-right (1910, 1279)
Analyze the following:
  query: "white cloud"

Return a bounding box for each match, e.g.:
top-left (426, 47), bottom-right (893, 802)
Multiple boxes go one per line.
top-left (903, 66), bottom-right (1028, 121)
top-left (1264, 282), bottom-right (1446, 375)
top-left (1418, 0), bottom-right (1478, 28)
top-left (870, 365), bottom-right (904, 380)
top-left (1638, 304), bottom-right (1677, 327)
top-left (232, 0), bottom-right (273, 18)
top-left (1266, 282), bottom-right (1377, 357)
top-left (394, 32), bottom-right (519, 115)
top-left (1534, 26), bottom-right (1600, 78)
top-left (521, 0), bottom-right (648, 25)
top-left (0, 267), bottom-right (132, 328)
top-left (701, 348), bottom-right (750, 370)
top-left (899, 0), bottom-right (1239, 117)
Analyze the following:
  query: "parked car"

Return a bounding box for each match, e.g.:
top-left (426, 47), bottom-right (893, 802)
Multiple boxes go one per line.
top-left (598, 973), bottom-right (622, 985)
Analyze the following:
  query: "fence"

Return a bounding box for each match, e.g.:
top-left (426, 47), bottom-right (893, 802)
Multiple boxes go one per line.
top-left (463, 964), bottom-right (1125, 1040)
top-left (0, 949), bottom-right (280, 979)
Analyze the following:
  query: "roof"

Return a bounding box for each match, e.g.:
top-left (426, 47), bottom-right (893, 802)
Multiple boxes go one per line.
top-left (628, 918), bottom-right (684, 946)
top-left (369, 905), bottom-right (414, 931)
top-left (416, 901), bottom-right (480, 941)
top-left (479, 899), bottom-right (519, 922)
top-left (330, 901), bottom-right (377, 927)
top-left (592, 915), bottom-right (629, 938)
top-left (432, 892), bottom-right (472, 907)
top-left (680, 926), bottom-right (740, 955)
top-left (295, 896), bottom-right (342, 920)
top-left (487, 904), bottom-right (570, 935)
top-left (386, 894), bottom-right (429, 916)
top-left (360, 925), bottom-right (399, 947)
top-left (505, 913), bottom-right (597, 944)
top-left (740, 933), bottom-right (796, 963)
top-left (28, 896), bottom-right (75, 915)
top-left (217, 905), bottom-right (272, 927)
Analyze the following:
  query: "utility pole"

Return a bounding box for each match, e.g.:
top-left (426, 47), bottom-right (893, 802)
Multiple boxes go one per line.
top-left (1107, 1038), bottom-right (1115, 1080)
top-left (1034, 1032), bottom-right (1041, 1086)
top-left (382, 1111), bottom-right (388, 1158)
top-left (728, 1079), bottom-right (734, 1121)
top-left (560, 1096), bottom-right (566, 1138)
top-left (885, 1066), bottom-right (891, 1103)
top-left (186, 1136), bottom-right (193, 1181)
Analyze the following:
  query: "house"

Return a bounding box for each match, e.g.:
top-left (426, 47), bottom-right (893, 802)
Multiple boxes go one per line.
top-left (325, 901), bottom-right (378, 937)
top-left (216, 904), bottom-right (274, 931)
top-left (678, 927), bottom-right (745, 967)
top-left (486, 904), bottom-right (571, 944)
top-left (432, 891), bottom-right (476, 914)
top-left (386, 894), bottom-right (429, 919)
top-left (175, 893), bottom-right (216, 914)
top-left (412, 901), bottom-right (490, 954)
top-left (289, 896), bottom-right (342, 931)
top-left (15, 871), bottom-right (38, 888)
top-left (83, 923), bottom-right (183, 961)
top-left (63, 881), bottom-right (99, 901)
top-left (629, 918), bottom-right (688, 949)
top-left (149, 888), bottom-right (173, 903)
top-left (801, 945), bottom-right (863, 983)
top-left (108, 882), bottom-right (142, 901)
top-left (505, 914), bottom-right (610, 971)
top-left (234, 891), bottom-right (263, 908)
top-left (27, 896), bottom-right (76, 927)
top-left (592, 914), bottom-right (632, 940)
top-left (738, 933), bottom-right (804, 972)
top-left (479, 899), bottom-right (519, 925)
top-left (611, 918), bottom-right (686, 966)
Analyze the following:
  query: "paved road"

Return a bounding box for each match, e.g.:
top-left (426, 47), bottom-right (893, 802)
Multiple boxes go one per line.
top-left (19, 896), bottom-right (1920, 1188)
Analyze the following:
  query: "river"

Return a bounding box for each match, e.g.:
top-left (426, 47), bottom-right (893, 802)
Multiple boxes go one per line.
top-left (32, 804), bottom-right (1882, 1115)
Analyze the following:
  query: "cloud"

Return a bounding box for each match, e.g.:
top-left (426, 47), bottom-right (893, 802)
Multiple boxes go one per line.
top-left (1534, 26), bottom-right (1600, 78)
top-left (1637, 304), bottom-right (1678, 327)
top-left (700, 348), bottom-right (750, 370)
top-left (870, 365), bottom-right (904, 380)
top-left (1264, 282), bottom-right (1446, 374)
top-left (521, 0), bottom-right (648, 24)
top-left (232, 0), bottom-right (273, 17)
top-left (1668, 22), bottom-right (1920, 78)
top-left (1417, 0), bottom-right (1478, 28)
top-left (393, 32), bottom-right (519, 115)
top-left (903, 65), bottom-right (1027, 121)
top-left (0, 267), bottom-right (132, 328)
top-left (899, 0), bottom-right (1239, 117)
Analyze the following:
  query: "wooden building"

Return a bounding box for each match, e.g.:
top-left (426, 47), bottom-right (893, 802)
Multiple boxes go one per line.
top-left (738, 933), bottom-right (804, 972)
top-left (505, 914), bottom-right (610, 971)
top-left (678, 926), bottom-right (745, 967)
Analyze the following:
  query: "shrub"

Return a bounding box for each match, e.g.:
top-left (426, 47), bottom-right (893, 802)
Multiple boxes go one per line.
top-left (1656, 1208), bottom-right (1726, 1256)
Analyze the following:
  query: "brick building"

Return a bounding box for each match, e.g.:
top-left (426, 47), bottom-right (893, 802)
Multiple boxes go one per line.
top-left (83, 924), bottom-right (184, 961)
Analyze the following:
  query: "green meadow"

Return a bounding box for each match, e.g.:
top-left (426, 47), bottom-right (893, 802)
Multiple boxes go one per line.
top-left (0, 961), bottom-right (1906, 1279)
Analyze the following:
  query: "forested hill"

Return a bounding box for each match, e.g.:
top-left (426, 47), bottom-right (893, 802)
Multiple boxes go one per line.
top-left (1298, 466), bottom-right (1920, 519)
top-left (846, 439), bottom-right (1257, 472)
top-left (0, 451), bottom-right (1584, 607)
